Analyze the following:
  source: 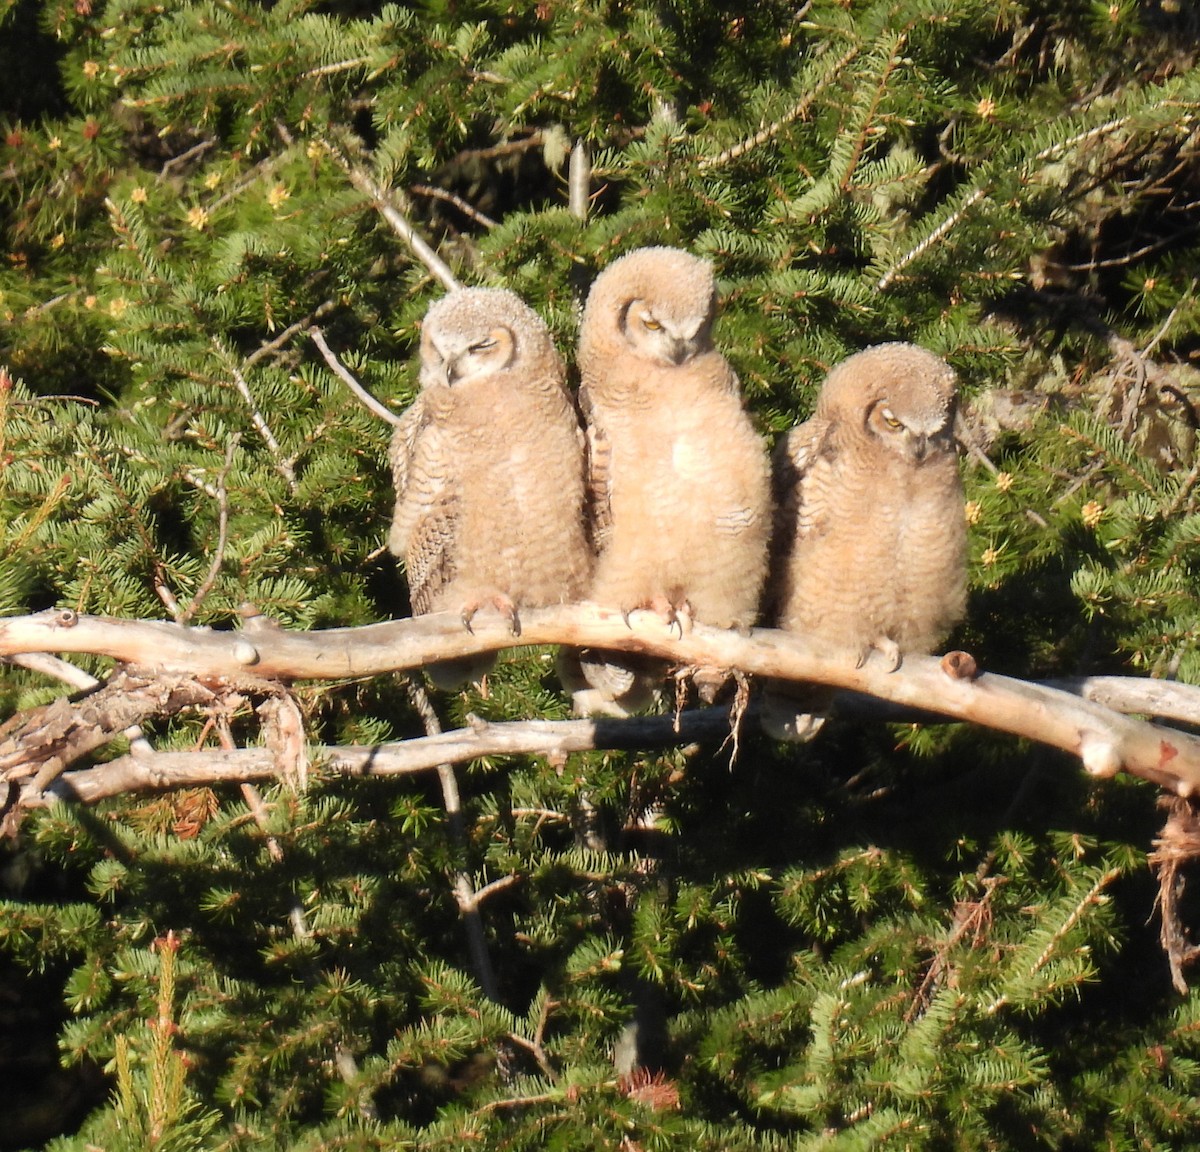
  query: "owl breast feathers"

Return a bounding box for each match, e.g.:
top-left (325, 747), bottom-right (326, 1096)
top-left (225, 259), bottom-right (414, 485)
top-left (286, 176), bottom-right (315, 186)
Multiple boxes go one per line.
top-left (770, 342), bottom-right (967, 668)
top-left (388, 287), bottom-right (591, 655)
top-left (577, 246), bottom-right (771, 631)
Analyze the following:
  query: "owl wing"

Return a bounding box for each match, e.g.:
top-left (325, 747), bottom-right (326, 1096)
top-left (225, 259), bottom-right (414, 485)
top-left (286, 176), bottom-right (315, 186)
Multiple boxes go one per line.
top-left (388, 397), bottom-right (458, 616)
top-left (578, 382), bottom-right (613, 555)
top-left (765, 416), bottom-right (832, 621)
top-left (774, 417), bottom-right (834, 542)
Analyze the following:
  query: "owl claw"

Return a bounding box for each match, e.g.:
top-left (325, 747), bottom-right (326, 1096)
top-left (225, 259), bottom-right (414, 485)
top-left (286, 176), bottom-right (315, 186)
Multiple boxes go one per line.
top-left (460, 593), bottom-right (521, 637)
top-left (620, 596), bottom-right (691, 638)
top-left (855, 638), bottom-right (902, 673)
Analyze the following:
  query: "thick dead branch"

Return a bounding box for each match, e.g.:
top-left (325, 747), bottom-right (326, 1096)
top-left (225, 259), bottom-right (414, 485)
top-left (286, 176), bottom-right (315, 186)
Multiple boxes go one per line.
top-left (0, 669), bottom-right (220, 793)
top-left (0, 606), bottom-right (1198, 797)
top-left (1057, 676), bottom-right (1200, 728)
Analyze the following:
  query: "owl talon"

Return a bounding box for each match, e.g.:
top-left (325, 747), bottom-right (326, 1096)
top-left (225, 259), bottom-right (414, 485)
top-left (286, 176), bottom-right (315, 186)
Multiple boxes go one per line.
top-left (459, 593), bottom-right (520, 637)
top-left (855, 638), bottom-right (902, 673)
top-left (620, 596), bottom-right (691, 638)
top-left (504, 601), bottom-right (522, 638)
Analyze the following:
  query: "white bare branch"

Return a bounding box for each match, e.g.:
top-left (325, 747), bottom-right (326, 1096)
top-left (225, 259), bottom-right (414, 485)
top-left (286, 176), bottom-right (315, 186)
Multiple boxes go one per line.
top-left (0, 605), bottom-right (1198, 798)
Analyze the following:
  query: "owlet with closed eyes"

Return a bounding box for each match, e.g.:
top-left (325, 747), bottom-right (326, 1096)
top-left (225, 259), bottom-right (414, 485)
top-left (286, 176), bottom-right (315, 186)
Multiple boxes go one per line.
top-left (388, 287), bottom-right (591, 689)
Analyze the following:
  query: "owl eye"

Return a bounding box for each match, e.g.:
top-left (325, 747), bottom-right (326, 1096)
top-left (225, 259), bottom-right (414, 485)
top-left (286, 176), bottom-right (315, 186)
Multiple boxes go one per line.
top-left (880, 408), bottom-right (903, 430)
top-left (642, 317), bottom-right (663, 332)
top-left (470, 337), bottom-right (497, 353)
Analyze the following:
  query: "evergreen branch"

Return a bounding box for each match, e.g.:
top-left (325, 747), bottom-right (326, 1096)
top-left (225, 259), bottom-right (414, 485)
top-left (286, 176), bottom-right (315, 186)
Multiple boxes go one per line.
top-left (983, 865), bottom-right (1122, 1016)
top-left (838, 32), bottom-right (906, 192)
top-left (308, 326), bottom-right (405, 427)
top-left (877, 117), bottom-right (1135, 291)
top-left (1, 608), bottom-right (1200, 799)
top-left (876, 187), bottom-right (986, 291)
top-left (697, 44), bottom-right (860, 171)
top-left (303, 56), bottom-right (371, 79)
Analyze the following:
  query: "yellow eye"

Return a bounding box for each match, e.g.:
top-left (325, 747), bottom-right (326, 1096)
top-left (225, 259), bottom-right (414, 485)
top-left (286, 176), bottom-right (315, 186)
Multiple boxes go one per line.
top-left (881, 409), bottom-right (903, 430)
top-left (643, 318), bottom-right (662, 332)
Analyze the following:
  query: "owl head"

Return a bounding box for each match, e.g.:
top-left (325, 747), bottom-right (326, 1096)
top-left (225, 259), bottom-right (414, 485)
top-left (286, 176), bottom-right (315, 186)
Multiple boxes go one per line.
top-left (419, 287), bottom-right (555, 390)
top-left (819, 342), bottom-right (959, 464)
top-left (582, 246), bottom-right (718, 367)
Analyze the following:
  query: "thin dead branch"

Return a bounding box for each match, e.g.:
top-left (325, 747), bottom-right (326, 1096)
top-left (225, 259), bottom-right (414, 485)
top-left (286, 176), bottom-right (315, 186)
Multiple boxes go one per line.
top-left (16, 708), bottom-right (732, 809)
top-left (179, 434), bottom-right (239, 625)
top-left (323, 140), bottom-right (460, 291)
top-left (406, 678), bottom-right (500, 1002)
top-left (309, 326), bottom-right (405, 427)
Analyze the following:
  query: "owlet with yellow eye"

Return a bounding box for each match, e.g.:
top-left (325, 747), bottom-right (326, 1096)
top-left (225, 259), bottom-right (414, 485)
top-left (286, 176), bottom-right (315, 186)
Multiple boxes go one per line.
top-left (388, 287), bottom-right (591, 689)
top-left (568, 246), bottom-right (771, 713)
top-left (769, 342), bottom-right (967, 672)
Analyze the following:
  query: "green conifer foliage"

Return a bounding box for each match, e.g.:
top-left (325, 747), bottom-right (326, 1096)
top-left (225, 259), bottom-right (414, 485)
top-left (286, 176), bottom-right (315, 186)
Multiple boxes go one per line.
top-left (3, 0), bottom-right (1200, 1148)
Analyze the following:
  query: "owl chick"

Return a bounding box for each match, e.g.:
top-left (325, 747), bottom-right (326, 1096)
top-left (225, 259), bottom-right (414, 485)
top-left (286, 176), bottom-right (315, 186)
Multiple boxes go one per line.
top-left (389, 287), bottom-right (591, 689)
top-left (770, 342), bottom-right (967, 672)
top-left (572, 246), bottom-right (771, 711)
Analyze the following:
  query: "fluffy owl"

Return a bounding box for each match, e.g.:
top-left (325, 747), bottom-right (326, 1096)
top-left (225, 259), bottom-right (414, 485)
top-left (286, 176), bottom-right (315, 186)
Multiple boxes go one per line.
top-left (570, 246), bottom-right (771, 711)
top-left (388, 287), bottom-right (591, 689)
top-left (770, 342), bottom-right (967, 672)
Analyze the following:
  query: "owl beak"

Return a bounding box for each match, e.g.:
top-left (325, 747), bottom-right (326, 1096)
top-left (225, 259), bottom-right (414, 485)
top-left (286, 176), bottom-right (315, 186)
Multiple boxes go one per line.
top-left (445, 357), bottom-right (462, 386)
top-left (665, 337), bottom-right (690, 365)
top-left (912, 434), bottom-right (929, 463)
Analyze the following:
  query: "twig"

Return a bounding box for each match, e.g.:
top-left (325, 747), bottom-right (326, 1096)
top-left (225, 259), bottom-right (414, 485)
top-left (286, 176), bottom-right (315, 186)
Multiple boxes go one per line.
top-left (406, 678), bottom-right (501, 1002)
top-left (215, 716), bottom-right (313, 942)
top-left (211, 338), bottom-right (298, 492)
top-left (308, 326), bottom-right (405, 427)
top-left (159, 139), bottom-right (215, 181)
top-left (323, 140), bottom-right (460, 291)
top-left (410, 184), bottom-right (499, 230)
top-left (243, 298), bottom-right (338, 371)
top-left (507, 994), bottom-right (557, 1081)
top-left (179, 435), bottom-right (239, 625)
